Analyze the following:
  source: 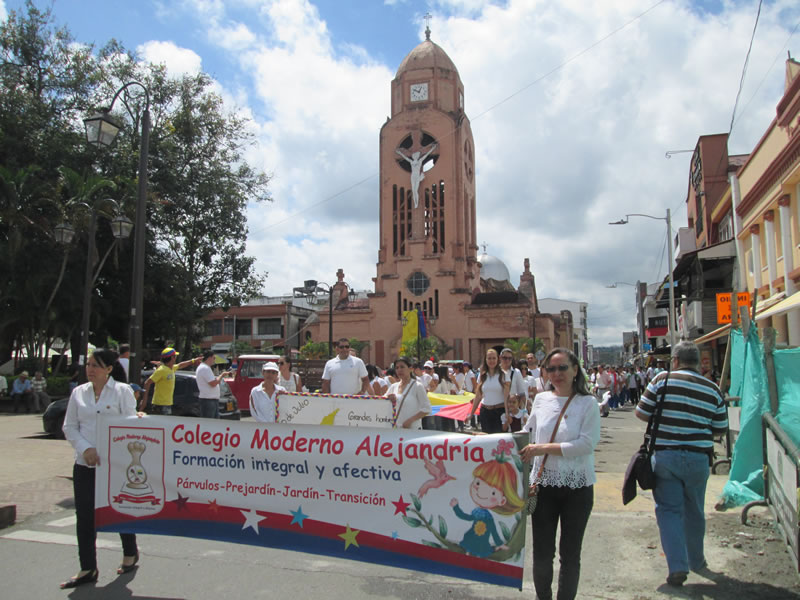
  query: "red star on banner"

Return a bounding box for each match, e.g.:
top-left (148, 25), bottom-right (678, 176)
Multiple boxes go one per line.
top-left (391, 495), bottom-right (411, 516)
top-left (173, 493), bottom-right (189, 511)
top-left (207, 499), bottom-right (219, 513)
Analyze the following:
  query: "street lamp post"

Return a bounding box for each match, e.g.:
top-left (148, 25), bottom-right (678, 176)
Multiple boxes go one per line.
top-left (84, 81), bottom-right (150, 386)
top-left (69, 200), bottom-right (133, 381)
top-left (609, 209), bottom-right (676, 348)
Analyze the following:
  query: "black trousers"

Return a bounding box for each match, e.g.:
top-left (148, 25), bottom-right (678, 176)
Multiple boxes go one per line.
top-left (478, 404), bottom-right (504, 433)
top-left (532, 484), bottom-right (593, 600)
top-left (74, 463), bottom-right (138, 571)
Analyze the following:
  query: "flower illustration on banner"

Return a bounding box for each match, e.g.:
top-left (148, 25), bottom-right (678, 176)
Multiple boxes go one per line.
top-left (401, 439), bottom-right (528, 562)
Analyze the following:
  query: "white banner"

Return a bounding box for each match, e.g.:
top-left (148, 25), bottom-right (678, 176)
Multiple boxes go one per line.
top-left (95, 415), bottom-right (529, 588)
top-left (277, 392), bottom-right (396, 427)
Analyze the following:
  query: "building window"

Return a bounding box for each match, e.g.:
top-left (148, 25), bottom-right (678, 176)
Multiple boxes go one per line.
top-left (223, 319), bottom-right (234, 336)
top-left (235, 320), bottom-right (252, 336)
top-left (258, 318), bottom-right (282, 336)
top-left (206, 319), bottom-right (222, 336)
top-left (718, 211), bottom-right (733, 242)
top-left (406, 272), bottom-right (430, 296)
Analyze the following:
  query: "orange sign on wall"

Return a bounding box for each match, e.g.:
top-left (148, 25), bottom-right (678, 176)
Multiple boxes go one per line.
top-left (716, 292), bottom-right (751, 324)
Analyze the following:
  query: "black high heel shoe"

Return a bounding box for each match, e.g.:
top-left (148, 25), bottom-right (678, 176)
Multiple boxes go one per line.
top-left (60, 569), bottom-right (99, 589)
top-left (117, 552), bottom-right (139, 574)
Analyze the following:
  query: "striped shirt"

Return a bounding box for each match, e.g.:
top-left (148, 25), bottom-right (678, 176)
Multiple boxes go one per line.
top-left (636, 369), bottom-right (727, 453)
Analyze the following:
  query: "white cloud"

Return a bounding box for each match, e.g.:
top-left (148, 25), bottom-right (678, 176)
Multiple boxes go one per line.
top-left (137, 40), bottom-right (202, 76)
top-left (0, 1), bottom-right (7, 22)
top-left (159, 0), bottom-right (800, 345)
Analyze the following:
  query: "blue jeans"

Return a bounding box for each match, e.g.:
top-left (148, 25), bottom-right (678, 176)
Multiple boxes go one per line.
top-left (652, 450), bottom-right (710, 574)
top-left (199, 398), bottom-right (220, 418)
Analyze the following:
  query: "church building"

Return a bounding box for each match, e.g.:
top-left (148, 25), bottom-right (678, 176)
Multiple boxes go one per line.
top-left (307, 30), bottom-right (569, 366)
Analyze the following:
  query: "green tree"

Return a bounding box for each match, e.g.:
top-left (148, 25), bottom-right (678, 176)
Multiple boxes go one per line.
top-left (299, 341), bottom-right (329, 359)
top-left (502, 337), bottom-right (545, 358)
top-left (0, 3), bottom-right (272, 367)
top-left (348, 338), bottom-right (368, 358)
top-left (400, 336), bottom-right (453, 362)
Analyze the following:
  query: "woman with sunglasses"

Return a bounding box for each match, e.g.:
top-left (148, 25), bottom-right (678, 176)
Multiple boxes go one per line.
top-left (468, 348), bottom-right (509, 434)
top-left (520, 348), bottom-right (600, 600)
top-left (61, 348), bottom-right (143, 589)
top-left (277, 357), bottom-right (303, 392)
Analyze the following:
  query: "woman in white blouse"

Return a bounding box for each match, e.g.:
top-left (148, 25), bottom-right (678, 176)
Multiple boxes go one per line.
top-left (520, 347), bottom-right (600, 600)
top-left (61, 348), bottom-right (142, 589)
top-left (384, 357), bottom-right (431, 429)
top-left (277, 357), bottom-right (302, 392)
top-left (250, 362), bottom-right (285, 423)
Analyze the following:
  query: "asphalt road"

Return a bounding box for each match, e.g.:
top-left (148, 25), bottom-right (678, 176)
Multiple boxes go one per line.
top-left (0, 408), bottom-right (798, 599)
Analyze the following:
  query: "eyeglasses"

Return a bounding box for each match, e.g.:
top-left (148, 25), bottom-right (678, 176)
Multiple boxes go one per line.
top-left (338, 345), bottom-right (350, 349)
top-left (500, 355), bottom-right (513, 360)
top-left (545, 365), bottom-right (571, 373)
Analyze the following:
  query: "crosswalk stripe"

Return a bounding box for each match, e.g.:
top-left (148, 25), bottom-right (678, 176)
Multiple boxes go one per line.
top-left (0, 530), bottom-right (119, 549)
top-left (46, 516), bottom-right (76, 528)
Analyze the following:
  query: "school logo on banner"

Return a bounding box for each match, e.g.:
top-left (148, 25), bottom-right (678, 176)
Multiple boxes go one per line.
top-left (107, 426), bottom-right (165, 517)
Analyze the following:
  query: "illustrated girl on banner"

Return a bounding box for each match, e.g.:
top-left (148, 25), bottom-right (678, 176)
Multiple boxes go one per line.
top-left (450, 439), bottom-right (524, 558)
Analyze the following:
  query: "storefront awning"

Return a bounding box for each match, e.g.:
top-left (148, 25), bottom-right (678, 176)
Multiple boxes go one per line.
top-left (755, 290), bottom-right (800, 321)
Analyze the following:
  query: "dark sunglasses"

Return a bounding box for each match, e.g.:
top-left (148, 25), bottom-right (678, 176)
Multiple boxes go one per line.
top-left (500, 355), bottom-right (513, 360)
top-left (338, 345), bottom-right (350, 349)
top-left (545, 365), bottom-right (571, 373)
top-left (277, 361), bottom-right (286, 365)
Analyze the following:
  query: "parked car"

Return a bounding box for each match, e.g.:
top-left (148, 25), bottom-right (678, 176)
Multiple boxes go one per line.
top-left (42, 396), bottom-right (69, 437)
top-left (224, 354), bottom-right (280, 414)
top-left (42, 372), bottom-right (240, 437)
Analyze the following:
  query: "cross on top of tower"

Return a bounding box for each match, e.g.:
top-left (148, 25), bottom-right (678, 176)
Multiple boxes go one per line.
top-left (424, 12), bottom-right (432, 40)
top-left (481, 242), bottom-right (488, 253)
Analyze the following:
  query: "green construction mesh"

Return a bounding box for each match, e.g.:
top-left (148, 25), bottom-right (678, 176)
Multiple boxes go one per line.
top-left (773, 347), bottom-right (800, 449)
top-left (719, 327), bottom-right (771, 508)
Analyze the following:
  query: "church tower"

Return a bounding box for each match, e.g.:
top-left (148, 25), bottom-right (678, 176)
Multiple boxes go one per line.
top-left (372, 28), bottom-right (479, 331)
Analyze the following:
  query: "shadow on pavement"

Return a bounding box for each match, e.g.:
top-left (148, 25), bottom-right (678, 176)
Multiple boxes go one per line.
top-left (656, 568), bottom-right (800, 599)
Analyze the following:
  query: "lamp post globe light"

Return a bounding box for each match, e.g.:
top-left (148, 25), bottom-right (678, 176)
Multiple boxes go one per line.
top-left (609, 209), bottom-right (676, 348)
top-left (84, 81), bottom-right (150, 386)
top-left (293, 279), bottom-right (356, 359)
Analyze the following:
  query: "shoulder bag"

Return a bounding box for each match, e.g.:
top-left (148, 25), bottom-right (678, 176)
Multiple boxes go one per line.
top-left (622, 371), bottom-right (670, 505)
top-left (526, 393), bottom-right (576, 514)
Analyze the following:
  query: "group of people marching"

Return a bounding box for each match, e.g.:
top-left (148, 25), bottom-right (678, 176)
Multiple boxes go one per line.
top-left (60, 341), bottom-right (726, 600)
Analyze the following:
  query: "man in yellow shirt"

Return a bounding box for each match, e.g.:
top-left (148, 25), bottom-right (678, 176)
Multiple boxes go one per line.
top-left (141, 347), bottom-right (201, 414)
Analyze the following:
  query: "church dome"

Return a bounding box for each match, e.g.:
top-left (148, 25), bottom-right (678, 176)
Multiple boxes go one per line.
top-left (478, 253), bottom-right (511, 282)
top-left (396, 38), bottom-right (459, 79)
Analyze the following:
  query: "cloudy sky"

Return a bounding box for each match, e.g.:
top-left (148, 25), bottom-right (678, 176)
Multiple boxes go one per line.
top-left (3, 0), bottom-right (799, 346)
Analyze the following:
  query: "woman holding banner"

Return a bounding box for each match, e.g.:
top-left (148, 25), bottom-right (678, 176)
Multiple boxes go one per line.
top-left (384, 357), bottom-right (430, 429)
top-left (520, 348), bottom-right (600, 600)
top-left (61, 348), bottom-right (141, 589)
top-left (250, 362), bottom-right (285, 423)
top-left (468, 348), bottom-right (509, 434)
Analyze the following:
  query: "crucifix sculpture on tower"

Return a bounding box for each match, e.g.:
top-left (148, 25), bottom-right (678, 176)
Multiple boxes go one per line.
top-left (396, 132), bottom-right (438, 209)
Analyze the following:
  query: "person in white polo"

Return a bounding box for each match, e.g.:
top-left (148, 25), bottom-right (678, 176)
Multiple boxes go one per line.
top-left (321, 338), bottom-right (370, 395)
top-left (196, 350), bottom-right (230, 418)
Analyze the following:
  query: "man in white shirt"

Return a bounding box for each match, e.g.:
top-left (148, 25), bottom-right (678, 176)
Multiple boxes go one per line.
top-left (196, 351), bottom-right (230, 418)
top-left (118, 344), bottom-right (130, 381)
top-left (500, 348), bottom-right (526, 405)
top-left (526, 352), bottom-right (541, 379)
top-left (321, 338), bottom-right (370, 395)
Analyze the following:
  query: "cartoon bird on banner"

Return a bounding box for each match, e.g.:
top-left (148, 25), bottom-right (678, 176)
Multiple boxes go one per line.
top-left (418, 458), bottom-right (455, 498)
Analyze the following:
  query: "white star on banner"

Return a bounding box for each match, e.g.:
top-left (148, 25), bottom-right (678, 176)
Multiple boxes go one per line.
top-left (240, 509), bottom-right (267, 534)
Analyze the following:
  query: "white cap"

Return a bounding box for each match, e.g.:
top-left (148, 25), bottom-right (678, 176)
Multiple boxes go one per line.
top-left (262, 362), bottom-right (279, 373)
top-left (424, 360), bottom-right (435, 368)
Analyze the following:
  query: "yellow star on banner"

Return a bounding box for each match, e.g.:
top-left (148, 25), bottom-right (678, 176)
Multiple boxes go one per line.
top-left (338, 524), bottom-right (360, 550)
